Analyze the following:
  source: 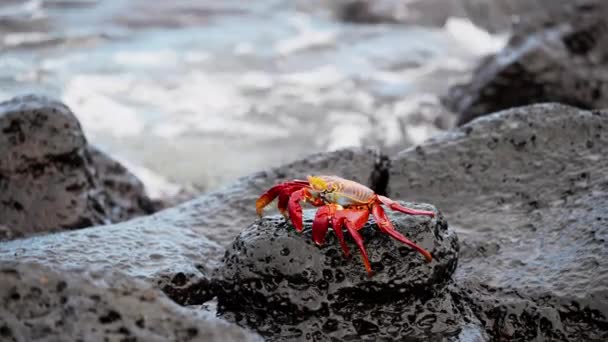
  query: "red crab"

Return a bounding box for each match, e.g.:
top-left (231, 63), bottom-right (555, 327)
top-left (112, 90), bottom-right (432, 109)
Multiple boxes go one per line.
top-left (255, 175), bottom-right (435, 276)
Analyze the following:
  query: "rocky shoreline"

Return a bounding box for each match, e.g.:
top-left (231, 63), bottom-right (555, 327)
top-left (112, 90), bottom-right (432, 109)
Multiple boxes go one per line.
top-left (443, 0), bottom-right (608, 125)
top-left (2, 2), bottom-right (608, 341)
top-left (1, 93), bottom-right (606, 340)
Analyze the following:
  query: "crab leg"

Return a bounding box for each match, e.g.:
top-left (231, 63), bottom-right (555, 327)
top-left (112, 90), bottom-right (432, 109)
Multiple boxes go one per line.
top-left (311, 205), bottom-right (330, 245)
top-left (341, 217), bottom-right (372, 276)
top-left (287, 187), bottom-right (326, 233)
top-left (312, 204), bottom-right (352, 247)
top-left (331, 215), bottom-right (351, 258)
top-left (277, 192), bottom-right (290, 218)
top-left (371, 204), bottom-right (432, 262)
top-left (333, 208), bottom-right (369, 257)
top-left (335, 208), bottom-right (373, 276)
top-left (288, 189), bottom-right (307, 232)
top-left (377, 195), bottom-right (435, 217)
top-left (335, 208), bottom-right (370, 230)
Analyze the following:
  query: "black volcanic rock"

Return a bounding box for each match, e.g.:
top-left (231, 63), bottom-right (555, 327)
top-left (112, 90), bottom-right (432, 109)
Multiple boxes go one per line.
top-left (2, 99), bottom-right (606, 341)
top-left (0, 261), bottom-right (261, 342)
top-left (0, 147), bottom-right (385, 305)
top-left (444, 1), bottom-right (608, 125)
top-left (390, 103), bottom-right (608, 340)
top-left (214, 103), bottom-right (608, 341)
top-left (0, 216), bottom-right (224, 306)
top-left (0, 94), bottom-right (156, 240)
top-left (88, 145), bottom-right (159, 219)
top-left (215, 204), bottom-right (460, 340)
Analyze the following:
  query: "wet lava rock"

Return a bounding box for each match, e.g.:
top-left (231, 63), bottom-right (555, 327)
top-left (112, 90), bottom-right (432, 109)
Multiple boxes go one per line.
top-left (0, 147), bottom-right (385, 307)
top-left (444, 1), bottom-right (608, 125)
top-left (0, 94), bottom-right (156, 240)
top-left (0, 261), bottom-right (262, 342)
top-left (215, 203), bottom-right (460, 340)
top-left (389, 103), bottom-right (608, 341)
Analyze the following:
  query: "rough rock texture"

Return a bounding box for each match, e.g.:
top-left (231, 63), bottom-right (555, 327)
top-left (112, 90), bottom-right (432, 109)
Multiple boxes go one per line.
top-left (0, 261), bottom-right (261, 342)
top-left (3, 96), bottom-right (607, 340)
top-left (215, 205), bottom-right (460, 340)
top-left (208, 103), bottom-right (608, 341)
top-left (444, 1), bottom-right (608, 125)
top-left (390, 104), bottom-right (608, 340)
top-left (0, 219), bottom-right (224, 306)
top-left (88, 145), bottom-right (160, 219)
top-left (0, 94), bottom-right (156, 240)
top-left (0, 148), bottom-right (384, 305)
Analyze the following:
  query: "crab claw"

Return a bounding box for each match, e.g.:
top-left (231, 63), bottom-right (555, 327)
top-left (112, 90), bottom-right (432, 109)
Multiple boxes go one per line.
top-left (288, 189), bottom-right (306, 232)
top-left (378, 195), bottom-right (435, 218)
top-left (255, 180), bottom-right (309, 216)
top-left (371, 204), bottom-right (432, 262)
top-left (256, 185), bottom-right (282, 216)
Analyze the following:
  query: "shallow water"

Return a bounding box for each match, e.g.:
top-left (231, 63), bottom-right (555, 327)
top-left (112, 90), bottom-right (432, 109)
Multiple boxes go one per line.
top-left (0, 0), bottom-right (505, 198)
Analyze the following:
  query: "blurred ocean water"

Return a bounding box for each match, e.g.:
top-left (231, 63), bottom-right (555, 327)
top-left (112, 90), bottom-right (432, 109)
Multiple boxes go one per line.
top-left (0, 0), bottom-right (506, 198)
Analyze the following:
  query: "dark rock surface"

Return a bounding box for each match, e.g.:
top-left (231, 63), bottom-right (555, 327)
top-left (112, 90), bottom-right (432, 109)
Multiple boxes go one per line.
top-left (0, 94), bottom-right (156, 240)
top-left (449, 281), bottom-right (607, 341)
top-left (205, 103), bottom-right (606, 341)
top-left (444, 1), bottom-right (608, 125)
top-left (215, 204), bottom-right (460, 340)
top-left (2, 99), bottom-right (607, 341)
top-left (0, 261), bottom-right (262, 342)
top-left (390, 103), bottom-right (608, 340)
top-left (0, 218), bottom-right (224, 306)
top-left (0, 147), bottom-right (384, 305)
top-left (88, 145), bottom-right (160, 219)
